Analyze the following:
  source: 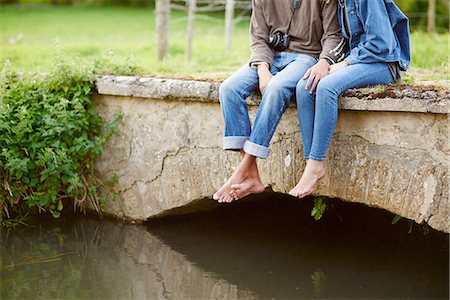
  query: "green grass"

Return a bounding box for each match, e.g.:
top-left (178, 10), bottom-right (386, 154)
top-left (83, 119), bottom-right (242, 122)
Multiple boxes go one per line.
top-left (1, 5), bottom-right (448, 81)
top-left (408, 31), bottom-right (449, 81)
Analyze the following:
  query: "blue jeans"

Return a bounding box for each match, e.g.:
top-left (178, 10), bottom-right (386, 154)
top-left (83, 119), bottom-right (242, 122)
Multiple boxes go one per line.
top-left (220, 52), bottom-right (317, 159)
top-left (296, 62), bottom-right (395, 161)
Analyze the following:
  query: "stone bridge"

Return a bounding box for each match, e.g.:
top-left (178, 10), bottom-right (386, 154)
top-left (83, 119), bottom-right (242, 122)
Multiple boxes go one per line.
top-left (93, 76), bottom-right (449, 233)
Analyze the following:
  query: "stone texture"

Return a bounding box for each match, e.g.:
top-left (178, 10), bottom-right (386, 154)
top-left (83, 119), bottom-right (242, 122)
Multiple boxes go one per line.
top-left (96, 75), bottom-right (219, 103)
top-left (96, 75), bottom-right (449, 113)
top-left (93, 76), bottom-right (450, 233)
top-left (339, 86), bottom-right (449, 114)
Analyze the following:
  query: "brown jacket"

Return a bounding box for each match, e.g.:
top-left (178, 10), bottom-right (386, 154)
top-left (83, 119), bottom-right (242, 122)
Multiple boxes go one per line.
top-left (250, 0), bottom-right (344, 66)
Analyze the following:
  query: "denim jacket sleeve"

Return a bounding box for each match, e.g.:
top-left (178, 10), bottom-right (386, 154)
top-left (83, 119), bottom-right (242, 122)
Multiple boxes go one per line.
top-left (345, 0), bottom-right (399, 65)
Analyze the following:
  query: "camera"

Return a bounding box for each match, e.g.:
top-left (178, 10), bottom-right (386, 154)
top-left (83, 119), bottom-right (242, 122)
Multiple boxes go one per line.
top-left (268, 32), bottom-right (290, 51)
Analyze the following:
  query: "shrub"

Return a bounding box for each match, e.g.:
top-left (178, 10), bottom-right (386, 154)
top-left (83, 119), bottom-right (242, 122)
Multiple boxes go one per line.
top-left (0, 58), bottom-right (121, 221)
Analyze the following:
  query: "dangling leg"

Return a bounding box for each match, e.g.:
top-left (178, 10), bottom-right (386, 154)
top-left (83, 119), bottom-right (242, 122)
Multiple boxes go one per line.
top-left (294, 78), bottom-right (316, 162)
top-left (214, 65), bottom-right (258, 202)
top-left (290, 63), bottom-right (395, 198)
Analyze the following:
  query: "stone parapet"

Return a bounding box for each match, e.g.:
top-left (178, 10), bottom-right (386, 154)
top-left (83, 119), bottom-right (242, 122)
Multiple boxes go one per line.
top-left (94, 76), bottom-right (449, 232)
top-left (96, 75), bottom-right (449, 113)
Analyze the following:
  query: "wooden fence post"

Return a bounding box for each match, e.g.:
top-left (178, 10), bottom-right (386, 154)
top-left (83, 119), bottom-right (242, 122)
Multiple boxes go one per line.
top-left (427, 0), bottom-right (436, 34)
top-left (186, 0), bottom-right (196, 62)
top-left (225, 0), bottom-right (235, 51)
top-left (156, 0), bottom-right (170, 61)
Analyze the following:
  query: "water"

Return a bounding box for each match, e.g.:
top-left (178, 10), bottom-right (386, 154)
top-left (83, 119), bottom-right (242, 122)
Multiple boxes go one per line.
top-left (1, 193), bottom-right (449, 299)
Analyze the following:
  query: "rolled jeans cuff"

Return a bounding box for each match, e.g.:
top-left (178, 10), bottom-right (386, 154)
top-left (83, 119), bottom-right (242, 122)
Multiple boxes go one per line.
top-left (307, 154), bottom-right (326, 161)
top-left (223, 136), bottom-right (249, 150)
top-left (243, 140), bottom-right (270, 159)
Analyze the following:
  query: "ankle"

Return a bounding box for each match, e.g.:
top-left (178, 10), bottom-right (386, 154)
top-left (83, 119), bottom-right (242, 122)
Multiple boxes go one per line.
top-left (237, 154), bottom-right (256, 171)
top-left (233, 165), bottom-right (250, 179)
top-left (306, 160), bottom-right (324, 173)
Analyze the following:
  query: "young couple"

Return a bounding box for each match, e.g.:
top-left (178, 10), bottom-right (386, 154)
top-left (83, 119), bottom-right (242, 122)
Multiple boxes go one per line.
top-left (213, 0), bottom-right (410, 203)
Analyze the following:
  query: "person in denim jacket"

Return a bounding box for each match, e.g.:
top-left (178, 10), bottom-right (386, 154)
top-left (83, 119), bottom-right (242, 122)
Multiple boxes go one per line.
top-left (289, 0), bottom-right (411, 198)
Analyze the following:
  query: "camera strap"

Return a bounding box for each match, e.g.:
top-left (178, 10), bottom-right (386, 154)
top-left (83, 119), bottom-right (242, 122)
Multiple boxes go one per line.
top-left (286, 0), bottom-right (303, 36)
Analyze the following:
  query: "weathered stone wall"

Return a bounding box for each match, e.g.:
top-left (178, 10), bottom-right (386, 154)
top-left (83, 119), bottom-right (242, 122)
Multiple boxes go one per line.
top-left (94, 76), bottom-right (449, 232)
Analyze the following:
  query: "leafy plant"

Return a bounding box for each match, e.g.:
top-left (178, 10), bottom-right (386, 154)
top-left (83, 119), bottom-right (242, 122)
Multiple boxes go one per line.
top-left (391, 214), bottom-right (414, 234)
top-left (311, 196), bottom-right (327, 221)
top-left (391, 214), bottom-right (402, 225)
top-left (0, 57), bottom-right (122, 222)
top-left (93, 50), bottom-right (141, 76)
top-left (0, 213), bottom-right (29, 228)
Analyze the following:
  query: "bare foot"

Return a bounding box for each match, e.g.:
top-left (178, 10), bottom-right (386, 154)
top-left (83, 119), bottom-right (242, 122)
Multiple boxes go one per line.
top-left (229, 176), bottom-right (265, 200)
top-left (213, 154), bottom-right (256, 203)
top-left (213, 176), bottom-right (243, 203)
top-left (228, 156), bottom-right (263, 201)
top-left (213, 173), bottom-right (245, 203)
top-left (289, 160), bottom-right (325, 199)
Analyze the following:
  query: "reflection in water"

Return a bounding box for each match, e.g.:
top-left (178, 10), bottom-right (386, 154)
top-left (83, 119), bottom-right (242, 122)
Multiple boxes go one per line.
top-left (311, 270), bottom-right (325, 297)
top-left (147, 194), bottom-right (449, 299)
top-left (1, 217), bottom-right (254, 299)
top-left (1, 193), bottom-right (449, 299)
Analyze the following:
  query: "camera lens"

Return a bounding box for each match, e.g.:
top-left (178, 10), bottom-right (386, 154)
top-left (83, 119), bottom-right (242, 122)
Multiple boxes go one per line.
top-left (268, 32), bottom-right (289, 51)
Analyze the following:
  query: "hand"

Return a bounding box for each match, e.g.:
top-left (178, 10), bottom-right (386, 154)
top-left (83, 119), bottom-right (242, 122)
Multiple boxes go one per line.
top-left (257, 64), bottom-right (272, 94)
top-left (303, 59), bottom-right (330, 94)
top-left (329, 60), bottom-right (349, 74)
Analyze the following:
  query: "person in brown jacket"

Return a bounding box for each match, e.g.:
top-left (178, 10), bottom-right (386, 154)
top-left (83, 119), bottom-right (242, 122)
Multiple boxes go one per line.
top-left (213, 0), bottom-right (345, 203)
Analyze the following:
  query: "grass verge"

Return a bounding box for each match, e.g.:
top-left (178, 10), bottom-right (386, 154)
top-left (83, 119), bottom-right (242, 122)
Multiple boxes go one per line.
top-left (1, 5), bottom-right (448, 81)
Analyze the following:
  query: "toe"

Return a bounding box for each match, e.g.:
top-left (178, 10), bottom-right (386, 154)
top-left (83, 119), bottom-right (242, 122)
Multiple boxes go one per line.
top-left (223, 195), bottom-right (232, 203)
top-left (219, 193), bottom-right (228, 202)
top-left (298, 191), bottom-right (308, 199)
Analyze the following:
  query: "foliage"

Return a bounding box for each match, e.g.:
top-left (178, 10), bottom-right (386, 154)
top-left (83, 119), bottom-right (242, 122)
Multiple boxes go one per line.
top-left (1, 222), bottom-right (85, 299)
top-left (0, 57), bottom-right (122, 222)
top-left (311, 196), bottom-right (327, 221)
top-left (391, 214), bottom-right (414, 234)
top-left (0, 213), bottom-right (29, 228)
top-left (396, 0), bottom-right (449, 32)
top-left (93, 51), bottom-right (142, 76)
top-left (391, 214), bottom-right (402, 224)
